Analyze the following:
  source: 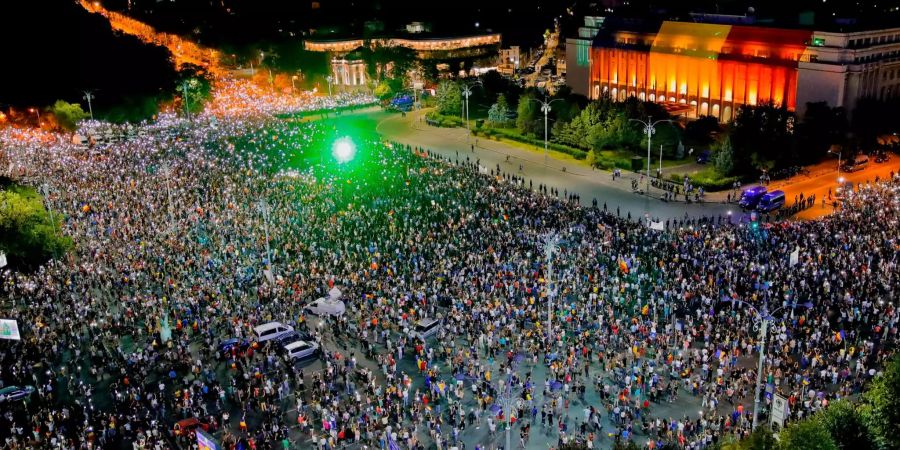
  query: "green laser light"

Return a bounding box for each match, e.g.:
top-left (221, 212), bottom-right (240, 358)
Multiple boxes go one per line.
top-left (332, 137), bottom-right (356, 163)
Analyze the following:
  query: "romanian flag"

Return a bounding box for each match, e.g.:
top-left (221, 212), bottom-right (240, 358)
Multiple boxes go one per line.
top-left (618, 258), bottom-right (630, 274)
top-left (835, 330), bottom-right (846, 343)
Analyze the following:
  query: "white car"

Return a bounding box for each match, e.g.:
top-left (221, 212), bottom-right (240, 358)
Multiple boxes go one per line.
top-left (408, 318), bottom-right (442, 341)
top-left (305, 286), bottom-right (346, 317)
top-left (305, 298), bottom-right (346, 317)
top-left (282, 340), bottom-right (320, 361)
top-left (253, 322), bottom-right (294, 344)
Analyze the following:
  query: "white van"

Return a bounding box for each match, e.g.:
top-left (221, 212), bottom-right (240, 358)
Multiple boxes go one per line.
top-left (253, 322), bottom-right (294, 344)
top-left (282, 340), bottom-right (320, 361)
top-left (409, 318), bottom-right (442, 341)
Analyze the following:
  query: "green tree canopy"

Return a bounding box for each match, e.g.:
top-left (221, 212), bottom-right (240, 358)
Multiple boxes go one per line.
top-left (860, 356), bottom-right (900, 450)
top-left (816, 400), bottom-right (876, 450)
top-left (730, 102), bottom-right (796, 174)
top-left (435, 80), bottom-right (462, 116)
top-left (778, 417), bottom-right (838, 450)
top-left (50, 100), bottom-right (88, 132)
top-left (0, 183), bottom-right (73, 269)
top-left (640, 122), bottom-right (682, 158)
top-left (516, 92), bottom-right (541, 136)
top-left (487, 94), bottom-right (512, 127)
top-left (175, 65), bottom-right (213, 116)
top-left (713, 134), bottom-right (736, 175)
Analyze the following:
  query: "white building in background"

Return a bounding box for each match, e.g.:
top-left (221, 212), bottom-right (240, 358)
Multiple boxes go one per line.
top-left (797, 27), bottom-right (900, 117)
top-left (498, 46), bottom-right (521, 75)
top-left (564, 16), bottom-right (604, 98)
top-left (331, 57), bottom-right (367, 87)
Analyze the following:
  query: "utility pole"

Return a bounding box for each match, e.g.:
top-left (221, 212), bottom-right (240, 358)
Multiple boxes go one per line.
top-left (461, 80), bottom-right (482, 137)
top-left (529, 97), bottom-right (564, 164)
top-left (257, 198), bottom-right (274, 278)
top-left (181, 80), bottom-right (192, 122)
top-left (544, 234), bottom-right (560, 342)
top-left (630, 116), bottom-right (673, 193)
top-left (82, 90), bottom-right (95, 121)
top-left (724, 298), bottom-right (812, 430)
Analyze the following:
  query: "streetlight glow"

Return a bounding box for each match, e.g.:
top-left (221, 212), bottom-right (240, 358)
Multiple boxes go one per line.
top-left (332, 137), bottom-right (356, 163)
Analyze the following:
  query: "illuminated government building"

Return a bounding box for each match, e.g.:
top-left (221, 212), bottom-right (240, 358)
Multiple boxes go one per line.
top-left (566, 16), bottom-right (900, 121)
top-left (305, 26), bottom-right (501, 87)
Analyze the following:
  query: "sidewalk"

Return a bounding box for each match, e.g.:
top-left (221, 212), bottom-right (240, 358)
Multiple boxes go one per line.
top-left (405, 109), bottom-right (731, 205)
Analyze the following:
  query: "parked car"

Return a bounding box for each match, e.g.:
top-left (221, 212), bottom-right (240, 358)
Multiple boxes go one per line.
top-left (0, 385), bottom-right (35, 403)
top-left (282, 340), bottom-right (320, 361)
top-left (252, 322), bottom-right (294, 345)
top-left (305, 286), bottom-right (346, 317)
top-left (696, 150), bottom-right (711, 164)
top-left (172, 418), bottom-right (209, 437)
top-left (217, 338), bottom-right (251, 359)
top-left (305, 298), bottom-right (346, 317)
top-left (273, 330), bottom-right (310, 347)
top-left (842, 155), bottom-right (869, 172)
top-left (756, 190), bottom-right (785, 212)
top-left (408, 318), bottom-right (442, 341)
top-left (738, 186), bottom-right (768, 210)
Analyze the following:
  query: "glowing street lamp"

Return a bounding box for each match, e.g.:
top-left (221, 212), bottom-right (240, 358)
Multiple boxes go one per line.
top-left (460, 81), bottom-right (482, 136)
top-left (630, 116), bottom-right (673, 193)
top-left (326, 75), bottom-right (333, 96)
top-left (723, 298), bottom-right (812, 430)
top-left (332, 137), bottom-right (356, 164)
top-left (28, 108), bottom-right (41, 127)
top-left (529, 96), bottom-right (564, 164)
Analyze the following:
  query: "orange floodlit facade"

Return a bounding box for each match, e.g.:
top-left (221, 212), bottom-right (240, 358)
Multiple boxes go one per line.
top-left (589, 21), bottom-right (812, 121)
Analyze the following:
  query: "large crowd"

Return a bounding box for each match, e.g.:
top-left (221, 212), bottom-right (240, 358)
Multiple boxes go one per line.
top-left (0, 106), bottom-right (897, 450)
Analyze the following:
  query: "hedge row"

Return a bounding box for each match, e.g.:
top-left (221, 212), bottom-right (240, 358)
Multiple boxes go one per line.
top-left (424, 112), bottom-right (464, 128)
top-left (669, 168), bottom-right (740, 191)
top-left (476, 127), bottom-right (588, 160)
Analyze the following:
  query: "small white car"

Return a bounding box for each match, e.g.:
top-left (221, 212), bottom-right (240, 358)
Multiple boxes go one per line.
top-left (408, 318), bottom-right (442, 341)
top-left (305, 286), bottom-right (346, 317)
top-left (282, 340), bottom-right (320, 361)
top-left (253, 322), bottom-right (294, 344)
top-left (305, 298), bottom-right (346, 317)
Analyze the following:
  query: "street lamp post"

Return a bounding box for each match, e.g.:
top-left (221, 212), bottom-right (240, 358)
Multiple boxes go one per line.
top-left (326, 75), bottom-right (333, 96)
top-left (180, 80), bottom-right (192, 122)
top-left (829, 148), bottom-right (842, 173)
top-left (630, 116), bottom-right (673, 193)
top-left (82, 90), bottom-right (95, 121)
top-left (529, 97), bottom-right (564, 164)
top-left (544, 234), bottom-right (560, 342)
top-left (461, 81), bottom-right (482, 137)
top-left (28, 108), bottom-right (41, 128)
top-left (257, 198), bottom-right (274, 278)
top-left (291, 75), bottom-right (298, 93)
top-left (724, 298), bottom-right (812, 430)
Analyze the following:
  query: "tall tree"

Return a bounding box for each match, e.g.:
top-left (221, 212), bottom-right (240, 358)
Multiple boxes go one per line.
top-left (435, 80), bottom-right (461, 116)
top-left (50, 100), bottom-right (88, 132)
top-left (730, 102), bottom-right (797, 174)
top-left (860, 356), bottom-right (900, 450)
top-left (778, 418), bottom-right (838, 450)
top-left (816, 400), bottom-right (876, 450)
top-left (797, 102), bottom-right (848, 164)
top-left (516, 92), bottom-right (541, 136)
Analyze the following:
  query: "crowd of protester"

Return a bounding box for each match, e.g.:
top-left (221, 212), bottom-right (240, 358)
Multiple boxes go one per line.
top-left (0, 107), bottom-right (897, 450)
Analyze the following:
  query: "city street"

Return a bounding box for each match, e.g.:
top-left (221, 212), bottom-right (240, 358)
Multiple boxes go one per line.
top-left (372, 108), bottom-right (734, 222)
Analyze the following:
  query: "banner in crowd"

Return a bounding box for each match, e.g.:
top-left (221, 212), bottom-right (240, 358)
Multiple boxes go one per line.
top-left (0, 319), bottom-right (21, 341)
